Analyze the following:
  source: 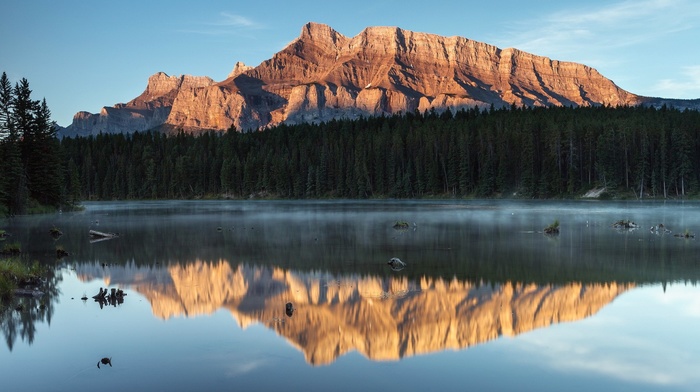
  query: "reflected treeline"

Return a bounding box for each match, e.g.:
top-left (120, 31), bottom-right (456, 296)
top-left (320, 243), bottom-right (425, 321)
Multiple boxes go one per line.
top-left (76, 260), bottom-right (630, 365)
top-left (6, 202), bottom-right (700, 285)
top-left (55, 217), bottom-right (700, 285)
top-left (0, 213), bottom-right (65, 351)
top-left (0, 265), bottom-right (62, 351)
top-left (3, 201), bottom-right (699, 357)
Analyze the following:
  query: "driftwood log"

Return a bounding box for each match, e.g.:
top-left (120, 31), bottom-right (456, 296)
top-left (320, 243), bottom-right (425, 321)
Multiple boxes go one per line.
top-left (89, 230), bottom-right (118, 238)
top-left (89, 230), bottom-right (120, 243)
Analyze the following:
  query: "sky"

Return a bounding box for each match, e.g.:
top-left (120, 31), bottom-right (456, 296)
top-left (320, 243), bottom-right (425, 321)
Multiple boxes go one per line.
top-left (2, 0), bottom-right (700, 127)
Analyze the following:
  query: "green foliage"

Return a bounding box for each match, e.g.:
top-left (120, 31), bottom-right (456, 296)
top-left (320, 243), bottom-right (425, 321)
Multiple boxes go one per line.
top-left (393, 220), bottom-right (410, 229)
top-left (0, 258), bottom-right (42, 302)
top-left (1, 242), bottom-right (21, 255)
top-left (544, 219), bottom-right (560, 234)
top-left (26, 199), bottom-right (58, 214)
top-left (54, 104), bottom-right (700, 201)
top-left (0, 274), bottom-right (12, 302)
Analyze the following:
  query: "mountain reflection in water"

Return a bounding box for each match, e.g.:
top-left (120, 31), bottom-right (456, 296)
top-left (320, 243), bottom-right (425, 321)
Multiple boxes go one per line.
top-left (77, 260), bottom-right (630, 365)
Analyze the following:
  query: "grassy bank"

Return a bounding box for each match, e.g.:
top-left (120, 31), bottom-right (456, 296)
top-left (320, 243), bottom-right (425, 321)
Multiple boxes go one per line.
top-left (0, 258), bottom-right (43, 303)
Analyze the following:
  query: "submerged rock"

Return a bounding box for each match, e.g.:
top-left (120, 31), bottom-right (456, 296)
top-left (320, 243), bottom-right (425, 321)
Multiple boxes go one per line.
top-left (543, 220), bottom-right (560, 235)
top-left (612, 220), bottom-right (638, 229)
top-left (49, 227), bottom-right (63, 238)
top-left (393, 221), bottom-right (410, 230)
top-left (387, 257), bottom-right (406, 271)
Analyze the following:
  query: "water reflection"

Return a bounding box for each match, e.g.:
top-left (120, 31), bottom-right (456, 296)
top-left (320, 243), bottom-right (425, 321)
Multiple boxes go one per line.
top-left (10, 200), bottom-right (700, 286)
top-left (4, 200), bottom-right (700, 381)
top-left (0, 266), bottom-right (62, 351)
top-left (76, 260), bottom-right (630, 365)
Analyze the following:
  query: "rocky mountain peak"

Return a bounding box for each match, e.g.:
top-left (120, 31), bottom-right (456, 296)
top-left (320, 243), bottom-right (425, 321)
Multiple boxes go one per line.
top-left (142, 72), bottom-right (214, 100)
top-left (61, 71), bottom-right (215, 137)
top-left (61, 22), bottom-right (700, 137)
top-left (298, 22), bottom-right (346, 45)
top-left (227, 61), bottom-right (253, 79)
top-left (142, 72), bottom-right (181, 99)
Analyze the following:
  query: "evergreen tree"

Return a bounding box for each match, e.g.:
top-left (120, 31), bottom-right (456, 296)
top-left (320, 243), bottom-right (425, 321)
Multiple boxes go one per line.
top-left (26, 98), bottom-right (64, 206)
top-left (671, 128), bottom-right (693, 197)
top-left (0, 75), bottom-right (27, 213)
top-left (635, 129), bottom-right (650, 198)
top-left (66, 159), bottom-right (81, 205)
top-left (0, 72), bottom-right (11, 141)
top-left (54, 103), bottom-right (700, 202)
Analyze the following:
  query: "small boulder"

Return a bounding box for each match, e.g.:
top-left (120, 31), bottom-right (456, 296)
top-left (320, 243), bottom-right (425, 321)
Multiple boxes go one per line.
top-left (387, 257), bottom-right (406, 271)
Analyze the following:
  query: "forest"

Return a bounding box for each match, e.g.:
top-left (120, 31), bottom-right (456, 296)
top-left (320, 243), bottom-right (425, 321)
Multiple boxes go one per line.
top-left (58, 103), bottom-right (700, 202)
top-left (0, 73), bottom-right (65, 215)
top-left (3, 70), bottom-right (700, 213)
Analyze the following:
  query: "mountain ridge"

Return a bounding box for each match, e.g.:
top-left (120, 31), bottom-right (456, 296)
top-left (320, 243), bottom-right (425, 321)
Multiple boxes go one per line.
top-left (61, 22), bottom-right (700, 137)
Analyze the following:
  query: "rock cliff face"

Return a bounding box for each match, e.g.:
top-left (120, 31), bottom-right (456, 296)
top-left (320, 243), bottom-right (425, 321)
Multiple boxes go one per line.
top-left (62, 72), bottom-right (214, 137)
top-left (79, 261), bottom-right (631, 366)
top-left (62, 22), bottom-right (700, 136)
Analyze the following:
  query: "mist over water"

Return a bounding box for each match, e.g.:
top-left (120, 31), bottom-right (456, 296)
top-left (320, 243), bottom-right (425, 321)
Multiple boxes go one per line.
top-left (3, 200), bottom-right (700, 391)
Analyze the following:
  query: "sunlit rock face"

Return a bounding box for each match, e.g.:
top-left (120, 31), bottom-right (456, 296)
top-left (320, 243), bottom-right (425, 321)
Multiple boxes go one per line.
top-left (78, 261), bottom-right (631, 366)
top-left (62, 22), bottom-right (700, 136)
top-left (166, 22), bottom-right (641, 132)
top-left (61, 73), bottom-right (215, 137)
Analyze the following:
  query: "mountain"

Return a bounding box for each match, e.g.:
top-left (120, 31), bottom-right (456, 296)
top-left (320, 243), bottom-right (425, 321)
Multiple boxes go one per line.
top-left (60, 73), bottom-right (215, 137)
top-left (61, 22), bottom-right (700, 137)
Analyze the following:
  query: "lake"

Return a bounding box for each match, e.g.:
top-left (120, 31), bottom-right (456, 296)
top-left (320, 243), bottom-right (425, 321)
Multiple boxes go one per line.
top-left (2, 200), bottom-right (700, 391)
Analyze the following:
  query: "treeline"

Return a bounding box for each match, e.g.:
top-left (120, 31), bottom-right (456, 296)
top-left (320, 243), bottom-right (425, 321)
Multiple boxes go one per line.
top-left (0, 73), bottom-right (67, 215)
top-left (60, 104), bottom-right (700, 201)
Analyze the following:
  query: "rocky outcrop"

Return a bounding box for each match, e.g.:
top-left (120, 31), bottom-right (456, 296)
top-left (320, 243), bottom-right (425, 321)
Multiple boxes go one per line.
top-left (61, 72), bottom-right (214, 137)
top-left (62, 22), bottom-right (700, 136)
top-left (164, 22), bottom-right (648, 132)
top-left (79, 261), bottom-right (631, 366)
top-left (227, 61), bottom-right (253, 79)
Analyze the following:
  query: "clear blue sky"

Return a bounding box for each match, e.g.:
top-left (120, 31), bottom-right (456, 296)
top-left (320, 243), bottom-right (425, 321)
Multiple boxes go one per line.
top-left (2, 0), bottom-right (699, 126)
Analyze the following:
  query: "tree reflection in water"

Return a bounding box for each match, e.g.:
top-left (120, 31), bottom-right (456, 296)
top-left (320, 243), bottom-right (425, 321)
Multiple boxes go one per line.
top-left (0, 264), bottom-right (62, 351)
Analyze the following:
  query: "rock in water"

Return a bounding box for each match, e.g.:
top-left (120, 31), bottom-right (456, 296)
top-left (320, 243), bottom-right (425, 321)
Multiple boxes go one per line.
top-left (387, 257), bottom-right (406, 271)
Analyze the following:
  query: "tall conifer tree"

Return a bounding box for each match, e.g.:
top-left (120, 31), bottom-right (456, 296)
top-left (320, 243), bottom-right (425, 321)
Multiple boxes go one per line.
top-left (0, 74), bottom-right (27, 213)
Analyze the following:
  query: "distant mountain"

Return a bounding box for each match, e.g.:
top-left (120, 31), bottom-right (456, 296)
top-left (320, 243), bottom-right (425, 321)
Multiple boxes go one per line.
top-left (60, 22), bottom-right (700, 137)
top-left (60, 73), bottom-right (214, 137)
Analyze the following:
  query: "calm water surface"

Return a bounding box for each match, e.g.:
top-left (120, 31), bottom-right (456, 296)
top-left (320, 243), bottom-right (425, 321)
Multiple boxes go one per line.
top-left (2, 200), bottom-right (700, 391)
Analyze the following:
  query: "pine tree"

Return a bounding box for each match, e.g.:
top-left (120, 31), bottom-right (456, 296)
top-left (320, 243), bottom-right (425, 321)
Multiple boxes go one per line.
top-left (66, 159), bottom-right (81, 205)
top-left (0, 75), bottom-right (28, 213)
top-left (27, 98), bottom-right (64, 206)
top-left (671, 128), bottom-right (693, 197)
top-left (0, 72), bottom-right (11, 141)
